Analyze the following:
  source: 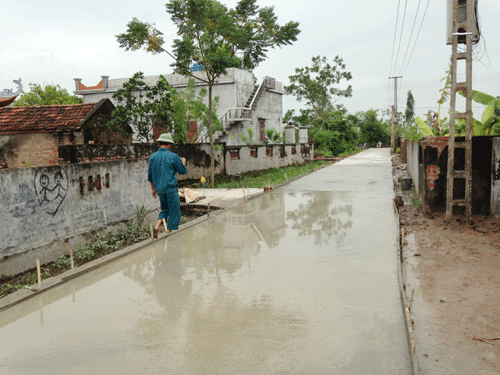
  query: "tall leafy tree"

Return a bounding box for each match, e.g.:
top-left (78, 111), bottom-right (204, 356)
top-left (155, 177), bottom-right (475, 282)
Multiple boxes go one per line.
top-left (405, 90), bottom-right (415, 127)
top-left (116, 0), bottom-right (300, 187)
top-left (109, 72), bottom-right (173, 143)
top-left (13, 83), bottom-right (82, 106)
top-left (356, 110), bottom-right (391, 147)
top-left (285, 55), bottom-right (352, 129)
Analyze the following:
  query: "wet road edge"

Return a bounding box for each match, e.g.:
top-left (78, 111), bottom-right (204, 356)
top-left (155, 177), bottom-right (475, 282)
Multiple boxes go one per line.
top-left (0, 163), bottom-right (331, 313)
top-left (395, 200), bottom-right (421, 375)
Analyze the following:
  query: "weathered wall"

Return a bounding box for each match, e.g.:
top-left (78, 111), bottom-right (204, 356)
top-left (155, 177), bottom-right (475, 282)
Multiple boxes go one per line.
top-left (0, 160), bottom-right (159, 277)
top-left (58, 143), bottom-right (224, 181)
top-left (406, 140), bottom-right (420, 195)
top-left (1, 142), bottom-right (311, 276)
top-left (0, 132), bottom-right (83, 169)
top-left (418, 136), bottom-right (493, 214)
top-left (225, 144), bottom-right (314, 176)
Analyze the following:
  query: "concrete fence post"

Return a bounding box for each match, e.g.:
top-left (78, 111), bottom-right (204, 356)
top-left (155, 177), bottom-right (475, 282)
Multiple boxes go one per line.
top-left (299, 127), bottom-right (308, 144)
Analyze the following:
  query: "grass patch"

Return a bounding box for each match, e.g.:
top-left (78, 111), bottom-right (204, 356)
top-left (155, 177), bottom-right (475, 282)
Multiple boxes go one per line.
top-left (0, 204), bottom-right (208, 300)
top-left (206, 160), bottom-right (335, 189)
top-left (409, 187), bottom-right (421, 208)
top-left (0, 223), bottom-right (150, 299)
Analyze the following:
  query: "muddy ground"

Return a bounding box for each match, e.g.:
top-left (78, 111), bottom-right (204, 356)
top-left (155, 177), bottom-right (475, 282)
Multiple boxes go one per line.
top-left (394, 154), bottom-right (500, 375)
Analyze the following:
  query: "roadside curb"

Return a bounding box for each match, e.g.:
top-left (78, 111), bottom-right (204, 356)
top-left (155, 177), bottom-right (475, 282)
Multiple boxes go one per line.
top-left (394, 168), bottom-right (421, 375)
top-left (0, 161), bottom-right (337, 312)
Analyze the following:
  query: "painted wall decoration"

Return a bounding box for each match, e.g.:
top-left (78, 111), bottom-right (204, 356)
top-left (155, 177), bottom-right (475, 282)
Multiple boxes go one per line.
top-left (34, 167), bottom-right (68, 216)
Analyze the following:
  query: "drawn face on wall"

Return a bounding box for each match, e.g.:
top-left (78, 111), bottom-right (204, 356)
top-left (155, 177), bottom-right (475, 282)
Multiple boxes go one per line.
top-left (55, 172), bottom-right (63, 184)
top-left (40, 174), bottom-right (49, 187)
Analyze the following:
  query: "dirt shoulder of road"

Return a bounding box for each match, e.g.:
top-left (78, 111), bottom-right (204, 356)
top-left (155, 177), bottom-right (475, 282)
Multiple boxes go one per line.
top-left (393, 153), bottom-right (500, 375)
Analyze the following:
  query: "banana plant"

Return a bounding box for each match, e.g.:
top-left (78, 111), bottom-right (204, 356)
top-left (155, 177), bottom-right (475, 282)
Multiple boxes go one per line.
top-left (415, 117), bottom-right (434, 137)
top-left (458, 90), bottom-right (500, 135)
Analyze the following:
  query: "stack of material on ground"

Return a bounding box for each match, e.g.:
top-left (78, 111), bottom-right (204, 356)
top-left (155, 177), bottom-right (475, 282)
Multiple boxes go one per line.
top-left (179, 188), bottom-right (205, 204)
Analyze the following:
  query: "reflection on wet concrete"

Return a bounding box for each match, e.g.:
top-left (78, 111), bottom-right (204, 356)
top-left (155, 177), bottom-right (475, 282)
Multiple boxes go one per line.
top-left (0, 149), bottom-right (410, 374)
top-left (286, 191), bottom-right (352, 245)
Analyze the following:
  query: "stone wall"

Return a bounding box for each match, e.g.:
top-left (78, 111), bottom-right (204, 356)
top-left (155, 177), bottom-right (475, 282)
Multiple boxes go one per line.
top-left (226, 144), bottom-right (313, 176)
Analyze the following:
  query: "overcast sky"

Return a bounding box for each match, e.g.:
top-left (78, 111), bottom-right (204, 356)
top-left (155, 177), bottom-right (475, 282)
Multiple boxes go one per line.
top-left (1, 0), bottom-right (499, 118)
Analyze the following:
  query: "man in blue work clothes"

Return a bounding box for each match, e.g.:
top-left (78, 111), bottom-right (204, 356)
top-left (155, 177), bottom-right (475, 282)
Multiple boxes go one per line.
top-left (148, 133), bottom-right (187, 238)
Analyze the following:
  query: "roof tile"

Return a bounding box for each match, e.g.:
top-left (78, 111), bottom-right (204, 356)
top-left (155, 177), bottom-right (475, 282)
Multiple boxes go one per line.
top-left (0, 103), bottom-right (97, 134)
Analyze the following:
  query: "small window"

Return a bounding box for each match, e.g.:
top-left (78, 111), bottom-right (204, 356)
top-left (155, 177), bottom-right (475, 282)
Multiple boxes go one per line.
top-left (88, 176), bottom-right (94, 192)
top-left (79, 177), bottom-right (85, 195)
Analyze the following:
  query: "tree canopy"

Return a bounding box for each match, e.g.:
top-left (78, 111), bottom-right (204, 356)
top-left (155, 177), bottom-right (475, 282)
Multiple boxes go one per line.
top-left (13, 83), bottom-right (83, 106)
top-left (116, 0), bottom-right (300, 186)
top-left (109, 72), bottom-right (173, 143)
top-left (285, 55), bottom-right (352, 129)
top-left (356, 110), bottom-right (391, 147)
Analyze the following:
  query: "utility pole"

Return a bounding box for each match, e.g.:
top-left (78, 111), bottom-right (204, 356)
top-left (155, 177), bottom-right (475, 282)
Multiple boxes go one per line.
top-left (389, 76), bottom-right (402, 153)
top-left (445, 0), bottom-right (474, 223)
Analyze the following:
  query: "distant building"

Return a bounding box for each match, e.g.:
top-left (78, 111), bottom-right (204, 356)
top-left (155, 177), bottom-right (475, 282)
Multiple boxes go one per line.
top-left (0, 99), bottom-right (129, 168)
top-left (74, 68), bottom-right (285, 146)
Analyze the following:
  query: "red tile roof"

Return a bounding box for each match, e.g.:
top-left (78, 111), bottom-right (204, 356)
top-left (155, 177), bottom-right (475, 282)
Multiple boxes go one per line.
top-left (0, 103), bottom-right (98, 135)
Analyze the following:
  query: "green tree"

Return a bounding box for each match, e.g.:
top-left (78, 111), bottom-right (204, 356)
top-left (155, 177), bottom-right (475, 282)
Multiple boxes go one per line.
top-left (356, 110), bottom-right (391, 147)
top-left (285, 55), bottom-right (352, 129)
top-left (13, 83), bottom-right (82, 106)
top-left (109, 72), bottom-right (173, 143)
top-left (309, 112), bottom-right (358, 157)
top-left (170, 78), bottom-right (222, 143)
top-left (405, 90), bottom-right (415, 127)
top-left (116, 0), bottom-right (300, 187)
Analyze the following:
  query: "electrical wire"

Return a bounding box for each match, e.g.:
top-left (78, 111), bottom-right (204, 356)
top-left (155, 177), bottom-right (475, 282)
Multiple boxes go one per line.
top-left (393, 0), bottom-right (409, 77)
top-left (397, 0), bottom-right (422, 76)
top-left (389, 0), bottom-right (402, 78)
top-left (400, 0), bottom-right (431, 77)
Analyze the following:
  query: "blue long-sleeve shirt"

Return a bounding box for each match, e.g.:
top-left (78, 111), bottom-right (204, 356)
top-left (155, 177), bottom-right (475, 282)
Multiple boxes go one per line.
top-left (148, 148), bottom-right (188, 193)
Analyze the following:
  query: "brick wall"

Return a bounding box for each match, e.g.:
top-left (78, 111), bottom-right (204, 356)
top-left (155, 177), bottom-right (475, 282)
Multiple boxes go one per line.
top-left (0, 132), bottom-right (83, 169)
top-left (418, 136), bottom-right (493, 213)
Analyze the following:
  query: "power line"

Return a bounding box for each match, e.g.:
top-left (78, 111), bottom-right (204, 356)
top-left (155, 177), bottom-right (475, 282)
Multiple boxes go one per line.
top-left (393, 0), bottom-right (409, 76)
top-left (398, 0), bottom-right (422, 76)
top-left (389, 0), bottom-right (402, 77)
top-left (401, 0), bottom-right (431, 76)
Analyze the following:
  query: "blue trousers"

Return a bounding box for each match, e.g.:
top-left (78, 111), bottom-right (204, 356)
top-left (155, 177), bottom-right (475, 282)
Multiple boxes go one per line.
top-left (158, 187), bottom-right (181, 230)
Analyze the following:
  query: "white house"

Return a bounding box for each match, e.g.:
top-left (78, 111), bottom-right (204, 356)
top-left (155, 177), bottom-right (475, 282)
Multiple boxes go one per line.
top-left (74, 68), bottom-right (285, 146)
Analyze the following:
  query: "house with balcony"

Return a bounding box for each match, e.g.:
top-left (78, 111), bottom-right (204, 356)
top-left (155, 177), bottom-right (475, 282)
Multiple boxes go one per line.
top-left (74, 68), bottom-right (285, 146)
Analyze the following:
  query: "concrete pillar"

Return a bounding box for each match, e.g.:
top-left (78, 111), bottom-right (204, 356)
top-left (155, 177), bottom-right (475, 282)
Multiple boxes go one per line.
top-left (73, 78), bottom-right (82, 92)
top-left (299, 126), bottom-right (308, 144)
top-left (284, 124), bottom-right (295, 144)
top-left (101, 76), bottom-right (109, 89)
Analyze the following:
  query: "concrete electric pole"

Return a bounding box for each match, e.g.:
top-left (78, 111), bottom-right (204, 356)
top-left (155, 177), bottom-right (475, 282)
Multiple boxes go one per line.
top-left (445, 0), bottom-right (477, 223)
top-left (389, 76), bottom-right (402, 153)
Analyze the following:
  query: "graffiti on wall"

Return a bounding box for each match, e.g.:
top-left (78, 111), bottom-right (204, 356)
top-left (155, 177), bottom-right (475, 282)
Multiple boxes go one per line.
top-left (34, 167), bottom-right (68, 216)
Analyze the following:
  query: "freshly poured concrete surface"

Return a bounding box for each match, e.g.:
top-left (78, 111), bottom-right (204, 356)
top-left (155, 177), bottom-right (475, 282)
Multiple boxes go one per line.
top-left (0, 148), bottom-right (410, 374)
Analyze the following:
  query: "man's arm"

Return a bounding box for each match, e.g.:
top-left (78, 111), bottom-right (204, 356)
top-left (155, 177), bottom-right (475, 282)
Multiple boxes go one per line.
top-left (174, 155), bottom-right (188, 175)
top-left (150, 182), bottom-right (157, 198)
top-left (148, 158), bottom-right (157, 198)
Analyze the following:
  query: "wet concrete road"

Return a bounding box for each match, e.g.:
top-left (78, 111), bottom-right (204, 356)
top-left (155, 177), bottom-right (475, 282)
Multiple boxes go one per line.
top-left (0, 148), bottom-right (410, 374)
